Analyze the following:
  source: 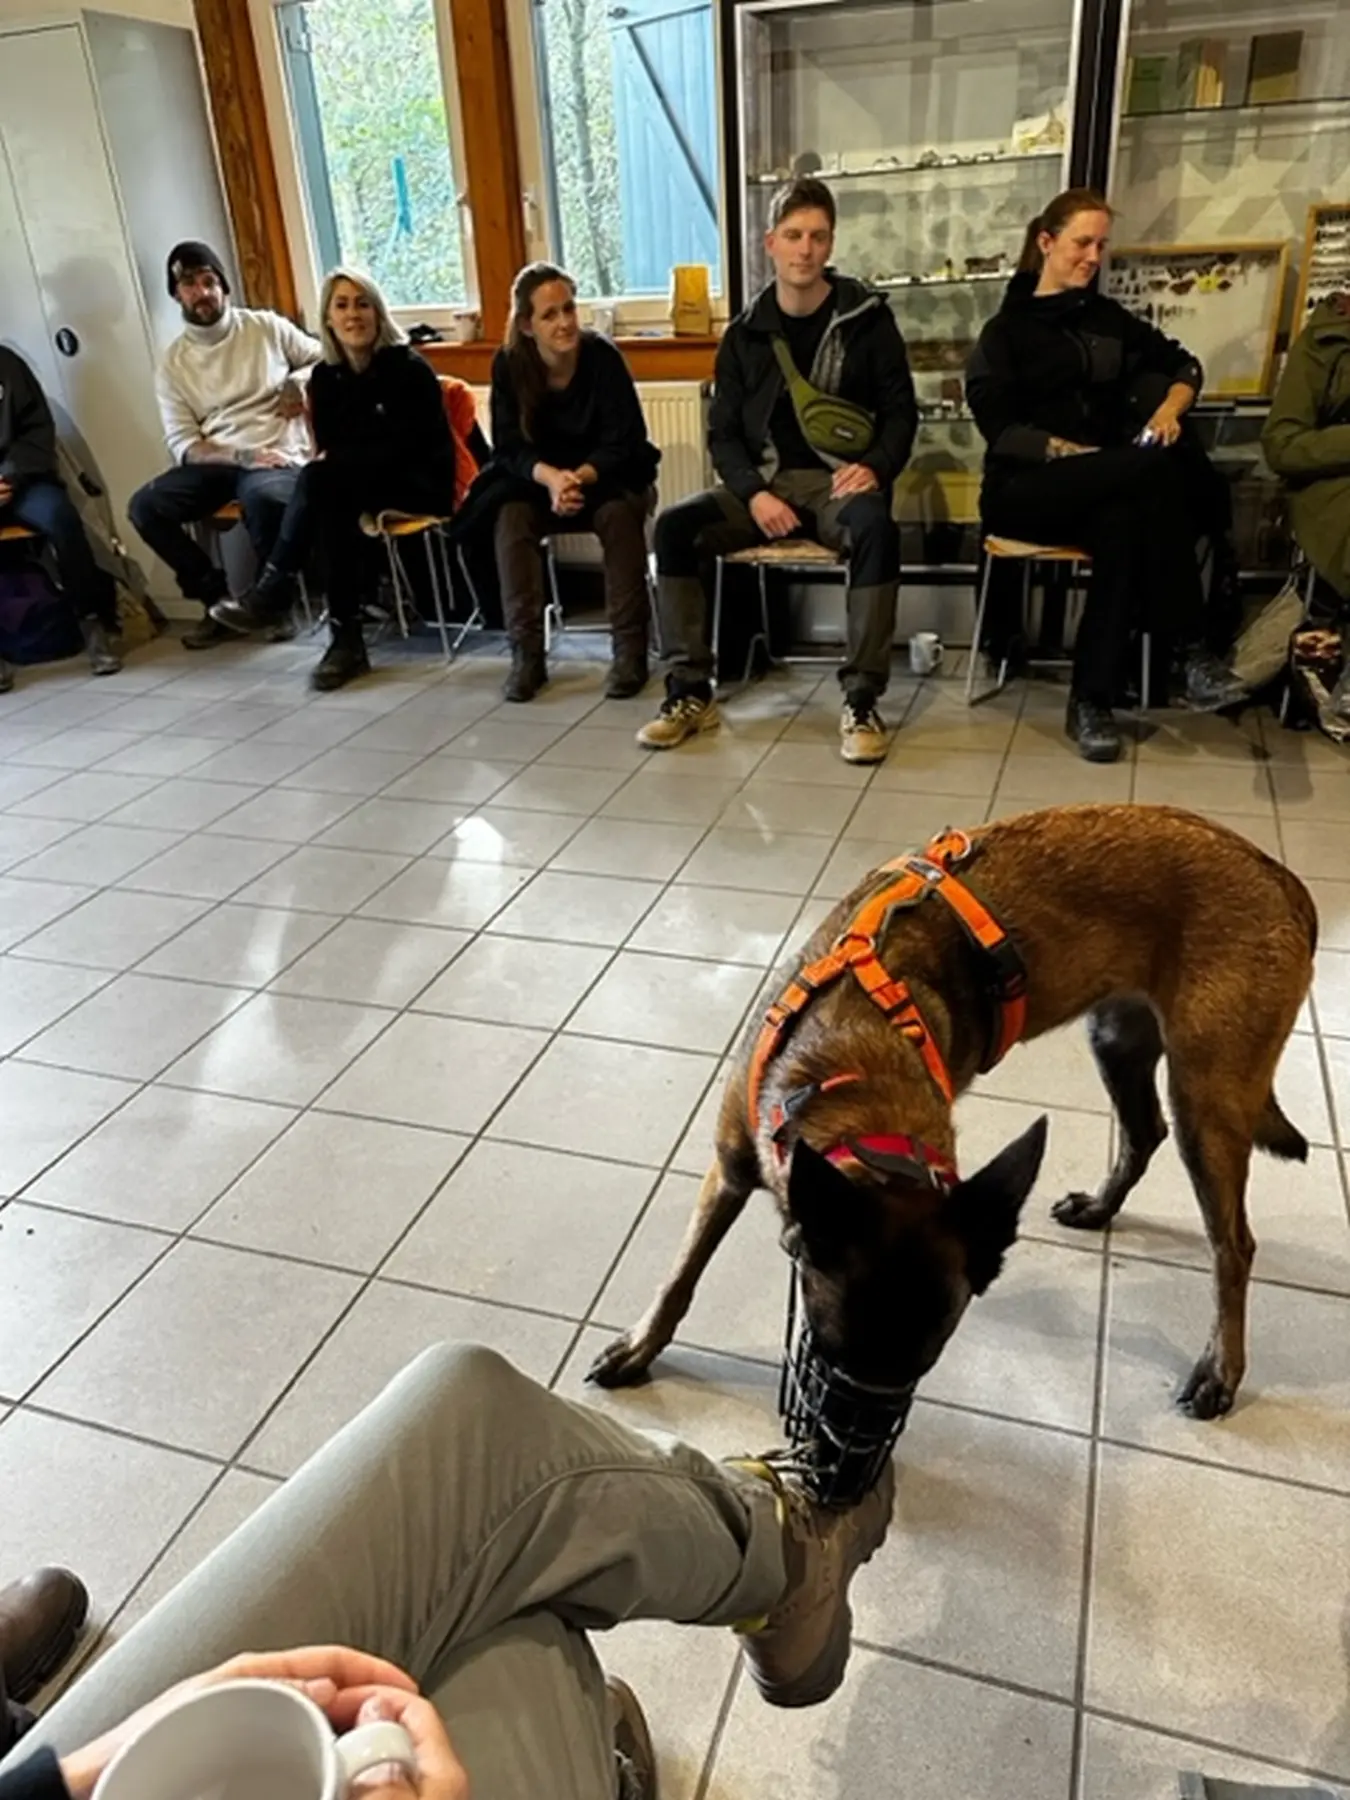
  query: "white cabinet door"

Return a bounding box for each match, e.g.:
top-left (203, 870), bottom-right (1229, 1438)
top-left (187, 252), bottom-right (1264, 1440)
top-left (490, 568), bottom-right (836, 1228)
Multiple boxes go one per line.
top-left (0, 25), bottom-right (168, 549)
top-left (0, 132), bottom-right (68, 413)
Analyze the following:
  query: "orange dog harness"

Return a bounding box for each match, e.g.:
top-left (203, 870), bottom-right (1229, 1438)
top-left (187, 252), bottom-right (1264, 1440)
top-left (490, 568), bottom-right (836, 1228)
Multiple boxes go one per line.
top-left (747, 828), bottom-right (1027, 1183)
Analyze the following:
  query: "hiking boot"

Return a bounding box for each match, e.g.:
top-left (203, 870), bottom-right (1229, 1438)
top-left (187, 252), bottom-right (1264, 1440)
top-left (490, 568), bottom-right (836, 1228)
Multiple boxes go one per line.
top-left (727, 1452), bottom-right (895, 1708)
top-left (607, 1675), bottom-right (658, 1800)
top-left (605, 654), bottom-right (649, 699)
top-left (80, 617), bottom-right (122, 676)
top-left (0, 659), bottom-right (13, 694)
top-left (839, 690), bottom-right (888, 764)
top-left (311, 623), bottom-right (370, 693)
top-left (504, 646), bottom-right (548, 703)
top-left (1065, 694), bottom-right (1122, 763)
top-left (1183, 647), bottom-right (1249, 713)
top-left (636, 686), bottom-right (720, 749)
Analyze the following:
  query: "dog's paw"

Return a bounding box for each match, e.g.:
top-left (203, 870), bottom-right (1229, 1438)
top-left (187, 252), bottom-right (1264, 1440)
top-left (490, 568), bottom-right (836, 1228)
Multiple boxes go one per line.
top-left (587, 1332), bottom-right (658, 1389)
top-left (1177, 1356), bottom-right (1235, 1421)
top-left (1051, 1191), bottom-right (1114, 1231)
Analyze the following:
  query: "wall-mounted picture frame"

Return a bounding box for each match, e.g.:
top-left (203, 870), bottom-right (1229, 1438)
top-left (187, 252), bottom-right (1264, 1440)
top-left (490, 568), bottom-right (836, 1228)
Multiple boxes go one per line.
top-left (1293, 201), bottom-right (1350, 328)
top-left (1103, 240), bottom-right (1290, 398)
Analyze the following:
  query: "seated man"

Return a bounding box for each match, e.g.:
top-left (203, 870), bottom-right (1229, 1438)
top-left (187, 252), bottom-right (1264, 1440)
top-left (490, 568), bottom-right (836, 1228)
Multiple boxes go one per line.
top-left (128, 241), bottom-right (320, 649)
top-left (0, 347), bottom-right (122, 690)
top-left (640, 177), bottom-right (917, 765)
top-left (0, 1344), bottom-right (893, 1800)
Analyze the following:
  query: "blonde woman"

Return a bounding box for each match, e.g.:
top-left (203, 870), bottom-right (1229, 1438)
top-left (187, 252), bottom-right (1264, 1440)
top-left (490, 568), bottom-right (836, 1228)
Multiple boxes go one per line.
top-left (215, 267), bottom-right (476, 691)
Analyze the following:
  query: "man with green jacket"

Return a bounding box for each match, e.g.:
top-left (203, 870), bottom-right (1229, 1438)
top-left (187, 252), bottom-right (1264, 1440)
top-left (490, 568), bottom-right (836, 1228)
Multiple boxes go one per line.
top-left (1263, 294), bottom-right (1350, 601)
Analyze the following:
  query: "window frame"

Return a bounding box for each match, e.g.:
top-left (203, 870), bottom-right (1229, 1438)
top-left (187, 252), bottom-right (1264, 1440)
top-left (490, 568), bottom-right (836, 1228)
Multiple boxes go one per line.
top-left (250, 0), bottom-right (477, 328)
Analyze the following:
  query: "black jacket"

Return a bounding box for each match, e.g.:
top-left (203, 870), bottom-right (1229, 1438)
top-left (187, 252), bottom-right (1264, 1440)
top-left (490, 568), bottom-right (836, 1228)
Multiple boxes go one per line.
top-left (966, 271), bottom-right (1203, 489)
top-left (0, 348), bottom-right (59, 488)
top-left (309, 344), bottom-right (458, 507)
top-left (709, 275), bottom-right (918, 502)
top-left (489, 333), bottom-right (659, 492)
top-left (0, 1747), bottom-right (67, 1800)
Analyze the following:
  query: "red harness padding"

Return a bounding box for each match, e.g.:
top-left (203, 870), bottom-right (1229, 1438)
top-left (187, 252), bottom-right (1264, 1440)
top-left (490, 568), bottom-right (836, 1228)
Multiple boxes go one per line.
top-left (748, 827), bottom-right (1027, 1167)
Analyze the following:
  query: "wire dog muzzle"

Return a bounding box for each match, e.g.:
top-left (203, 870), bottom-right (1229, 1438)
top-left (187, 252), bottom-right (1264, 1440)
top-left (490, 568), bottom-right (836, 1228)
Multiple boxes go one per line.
top-left (779, 1264), bottom-right (917, 1508)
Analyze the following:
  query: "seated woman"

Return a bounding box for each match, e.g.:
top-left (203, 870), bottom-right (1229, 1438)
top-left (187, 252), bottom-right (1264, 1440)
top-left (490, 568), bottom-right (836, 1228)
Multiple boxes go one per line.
top-left (489, 263), bottom-right (660, 702)
top-left (966, 187), bottom-right (1246, 762)
top-left (1263, 292), bottom-right (1350, 607)
top-left (215, 267), bottom-right (479, 692)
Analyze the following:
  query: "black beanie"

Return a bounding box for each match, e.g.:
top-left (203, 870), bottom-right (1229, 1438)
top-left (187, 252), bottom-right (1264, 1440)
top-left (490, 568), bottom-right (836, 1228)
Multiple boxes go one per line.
top-left (167, 240), bottom-right (231, 297)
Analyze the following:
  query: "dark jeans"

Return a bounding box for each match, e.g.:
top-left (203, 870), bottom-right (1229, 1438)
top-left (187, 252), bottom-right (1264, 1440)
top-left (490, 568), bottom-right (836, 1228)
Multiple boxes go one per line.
top-left (127, 463), bottom-right (301, 610)
top-left (654, 470), bottom-right (900, 695)
top-left (982, 444), bottom-right (1214, 706)
top-left (306, 461), bottom-right (450, 629)
top-left (0, 478), bottom-right (117, 629)
top-left (493, 486), bottom-right (654, 659)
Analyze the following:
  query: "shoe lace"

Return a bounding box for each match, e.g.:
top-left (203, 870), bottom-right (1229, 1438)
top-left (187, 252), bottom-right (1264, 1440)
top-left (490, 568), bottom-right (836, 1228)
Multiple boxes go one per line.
top-left (844, 698), bottom-right (883, 733)
top-left (661, 693), bottom-right (704, 720)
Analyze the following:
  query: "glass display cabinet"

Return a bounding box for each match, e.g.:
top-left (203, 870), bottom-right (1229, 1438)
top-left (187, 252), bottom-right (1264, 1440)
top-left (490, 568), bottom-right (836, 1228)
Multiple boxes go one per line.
top-left (724, 0), bottom-right (1087, 564)
top-left (1104, 0), bottom-right (1350, 570)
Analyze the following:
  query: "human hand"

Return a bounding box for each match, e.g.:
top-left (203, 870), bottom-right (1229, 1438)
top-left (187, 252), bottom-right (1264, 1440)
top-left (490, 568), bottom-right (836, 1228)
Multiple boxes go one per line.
top-left (829, 463), bottom-right (879, 500)
top-left (551, 470), bottom-right (585, 516)
top-left (1142, 404), bottom-right (1182, 447)
top-left (278, 381), bottom-right (306, 420)
top-left (248, 446), bottom-right (293, 470)
top-left (59, 1647), bottom-right (418, 1800)
top-left (749, 490), bottom-right (800, 539)
top-left (331, 1687), bottom-right (469, 1799)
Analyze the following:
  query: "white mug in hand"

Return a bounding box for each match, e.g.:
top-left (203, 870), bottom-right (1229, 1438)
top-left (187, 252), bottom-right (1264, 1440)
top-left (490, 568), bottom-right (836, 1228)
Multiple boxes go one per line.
top-left (92, 1679), bottom-right (416, 1800)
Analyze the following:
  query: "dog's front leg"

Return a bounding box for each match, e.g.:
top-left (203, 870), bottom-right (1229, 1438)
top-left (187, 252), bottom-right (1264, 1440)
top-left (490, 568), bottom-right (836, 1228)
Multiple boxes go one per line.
top-left (588, 1155), bottom-right (758, 1387)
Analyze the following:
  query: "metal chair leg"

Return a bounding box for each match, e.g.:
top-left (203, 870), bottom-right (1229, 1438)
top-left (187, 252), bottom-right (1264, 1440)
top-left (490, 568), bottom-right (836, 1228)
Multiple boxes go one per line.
top-left (543, 540), bottom-right (564, 652)
top-left (381, 535), bottom-right (411, 638)
top-left (711, 555), bottom-right (725, 689)
top-left (424, 529), bottom-right (452, 665)
top-left (1139, 629), bottom-right (1152, 713)
top-left (965, 552), bottom-right (996, 705)
top-left (646, 551), bottom-right (664, 659)
top-left (451, 545), bottom-right (486, 658)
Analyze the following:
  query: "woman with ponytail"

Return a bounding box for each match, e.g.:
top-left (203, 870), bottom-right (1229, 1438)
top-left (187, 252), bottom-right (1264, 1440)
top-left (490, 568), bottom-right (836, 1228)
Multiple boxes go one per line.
top-left (488, 264), bottom-right (660, 703)
top-left (966, 189), bottom-right (1245, 762)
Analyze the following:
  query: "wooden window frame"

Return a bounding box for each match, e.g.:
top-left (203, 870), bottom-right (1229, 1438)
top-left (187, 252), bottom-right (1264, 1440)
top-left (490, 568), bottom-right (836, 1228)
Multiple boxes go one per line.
top-left (193, 0), bottom-right (718, 382)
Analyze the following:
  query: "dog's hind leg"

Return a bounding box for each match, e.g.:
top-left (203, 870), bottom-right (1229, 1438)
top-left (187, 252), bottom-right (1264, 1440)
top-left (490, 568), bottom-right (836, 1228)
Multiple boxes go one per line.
top-left (1053, 998), bottom-right (1167, 1231)
top-left (587, 1155), bottom-right (757, 1387)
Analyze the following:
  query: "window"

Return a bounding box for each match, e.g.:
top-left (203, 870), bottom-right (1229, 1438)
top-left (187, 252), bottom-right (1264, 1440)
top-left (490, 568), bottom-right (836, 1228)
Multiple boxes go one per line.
top-left (533, 0), bottom-right (722, 298)
top-left (276, 0), bottom-right (467, 308)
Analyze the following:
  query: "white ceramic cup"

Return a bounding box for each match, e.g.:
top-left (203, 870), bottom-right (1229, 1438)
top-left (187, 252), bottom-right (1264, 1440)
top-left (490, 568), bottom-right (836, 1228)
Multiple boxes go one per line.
top-left (449, 310), bottom-right (480, 343)
top-left (91, 1678), bottom-right (417, 1800)
top-left (909, 630), bottom-right (944, 676)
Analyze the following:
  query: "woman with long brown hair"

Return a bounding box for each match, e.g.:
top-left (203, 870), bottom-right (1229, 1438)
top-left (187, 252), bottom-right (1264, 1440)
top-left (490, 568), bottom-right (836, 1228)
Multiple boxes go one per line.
top-left (489, 263), bottom-right (659, 702)
top-left (966, 188), bottom-right (1245, 761)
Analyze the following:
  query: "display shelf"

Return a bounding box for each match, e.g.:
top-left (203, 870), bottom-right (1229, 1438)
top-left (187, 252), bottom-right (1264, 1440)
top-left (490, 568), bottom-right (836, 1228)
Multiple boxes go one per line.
top-left (1121, 92), bottom-right (1350, 123)
top-left (747, 147), bottom-right (1061, 187)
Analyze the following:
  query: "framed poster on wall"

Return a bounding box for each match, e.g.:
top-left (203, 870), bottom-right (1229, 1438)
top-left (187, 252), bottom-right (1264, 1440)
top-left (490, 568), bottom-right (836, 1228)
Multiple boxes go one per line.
top-left (1102, 241), bottom-right (1289, 398)
top-left (1293, 201), bottom-right (1350, 328)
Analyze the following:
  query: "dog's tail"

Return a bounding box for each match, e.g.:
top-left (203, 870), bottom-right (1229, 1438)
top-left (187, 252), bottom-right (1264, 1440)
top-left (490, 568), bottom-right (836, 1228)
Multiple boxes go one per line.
top-left (1254, 1091), bottom-right (1309, 1162)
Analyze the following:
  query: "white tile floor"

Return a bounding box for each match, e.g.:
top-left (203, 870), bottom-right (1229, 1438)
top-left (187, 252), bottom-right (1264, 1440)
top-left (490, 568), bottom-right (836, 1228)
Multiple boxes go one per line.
top-left (2, 631), bottom-right (1349, 1800)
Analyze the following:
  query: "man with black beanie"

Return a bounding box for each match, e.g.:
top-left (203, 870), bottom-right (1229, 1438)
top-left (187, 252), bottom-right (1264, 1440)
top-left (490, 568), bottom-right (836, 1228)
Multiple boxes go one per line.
top-left (128, 241), bottom-right (321, 647)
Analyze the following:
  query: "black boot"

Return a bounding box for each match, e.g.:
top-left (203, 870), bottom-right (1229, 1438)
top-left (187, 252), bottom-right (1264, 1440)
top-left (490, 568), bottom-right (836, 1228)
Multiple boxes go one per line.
top-left (605, 651), bottom-right (649, 699)
top-left (1065, 694), bottom-right (1122, 763)
top-left (504, 645), bottom-right (548, 703)
top-left (311, 622), bottom-right (370, 692)
top-left (212, 564), bottom-right (294, 636)
top-left (1182, 647), bottom-right (1249, 713)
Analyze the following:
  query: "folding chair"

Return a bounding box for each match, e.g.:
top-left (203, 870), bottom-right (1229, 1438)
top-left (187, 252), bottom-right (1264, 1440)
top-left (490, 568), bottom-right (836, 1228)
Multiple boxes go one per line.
top-left (542, 535), bottom-right (664, 657)
top-left (361, 511), bottom-right (484, 664)
top-left (713, 539), bottom-right (849, 686)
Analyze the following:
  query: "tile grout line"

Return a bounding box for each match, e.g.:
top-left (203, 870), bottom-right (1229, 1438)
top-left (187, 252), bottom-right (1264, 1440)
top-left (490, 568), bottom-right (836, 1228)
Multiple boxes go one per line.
top-left (1066, 1224), bottom-right (1113, 1800)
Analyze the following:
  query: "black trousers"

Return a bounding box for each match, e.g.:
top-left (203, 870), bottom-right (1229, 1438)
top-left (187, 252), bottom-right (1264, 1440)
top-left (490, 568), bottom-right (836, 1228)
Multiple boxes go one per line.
top-left (304, 461), bottom-right (449, 628)
top-left (1, 478), bottom-right (117, 630)
top-left (127, 463), bottom-right (300, 608)
top-left (983, 444), bottom-right (1217, 705)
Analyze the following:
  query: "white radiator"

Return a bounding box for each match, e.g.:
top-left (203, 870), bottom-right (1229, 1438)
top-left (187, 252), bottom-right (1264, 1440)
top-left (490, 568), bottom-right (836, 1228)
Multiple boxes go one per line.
top-left (468, 380), bottom-right (709, 567)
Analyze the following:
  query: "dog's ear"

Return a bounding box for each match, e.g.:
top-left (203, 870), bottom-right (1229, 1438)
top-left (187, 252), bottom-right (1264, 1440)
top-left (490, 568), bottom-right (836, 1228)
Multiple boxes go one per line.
top-left (946, 1115), bottom-right (1048, 1293)
top-left (786, 1140), bottom-right (871, 1269)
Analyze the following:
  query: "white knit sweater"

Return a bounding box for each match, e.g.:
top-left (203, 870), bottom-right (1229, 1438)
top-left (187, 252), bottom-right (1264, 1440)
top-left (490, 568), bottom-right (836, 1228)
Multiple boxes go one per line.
top-left (155, 307), bottom-right (322, 465)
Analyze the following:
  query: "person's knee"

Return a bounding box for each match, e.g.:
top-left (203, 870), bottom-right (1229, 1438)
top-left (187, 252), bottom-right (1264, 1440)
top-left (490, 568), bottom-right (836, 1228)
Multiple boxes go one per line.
top-left (494, 499), bottom-right (540, 549)
top-left (842, 494), bottom-right (899, 569)
top-left (128, 476), bottom-right (164, 530)
top-left (403, 1342), bottom-right (526, 1410)
top-left (592, 495), bottom-right (647, 547)
top-left (654, 494), bottom-right (711, 570)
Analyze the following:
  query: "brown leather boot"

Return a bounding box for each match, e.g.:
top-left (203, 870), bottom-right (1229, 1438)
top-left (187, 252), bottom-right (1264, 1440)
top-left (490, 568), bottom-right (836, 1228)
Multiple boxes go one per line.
top-left (0, 1568), bottom-right (88, 1704)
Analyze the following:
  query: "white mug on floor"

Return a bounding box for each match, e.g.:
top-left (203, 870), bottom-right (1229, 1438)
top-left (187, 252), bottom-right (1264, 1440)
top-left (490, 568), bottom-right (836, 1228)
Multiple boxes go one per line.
top-left (92, 1679), bottom-right (416, 1800)
top-left (909, 631), bottom-right (943, 676)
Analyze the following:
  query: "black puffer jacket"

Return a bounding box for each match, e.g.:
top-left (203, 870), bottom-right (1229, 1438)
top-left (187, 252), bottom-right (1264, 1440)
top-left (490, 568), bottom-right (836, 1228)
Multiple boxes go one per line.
top-left (309, 344), bottom-right (457, 506)
top-left (710, 274), bottom-right (918, 500)
top-left (0, 347), bottom-right (58, 488)
top-left (966, 272), bottom-right (1203, 492)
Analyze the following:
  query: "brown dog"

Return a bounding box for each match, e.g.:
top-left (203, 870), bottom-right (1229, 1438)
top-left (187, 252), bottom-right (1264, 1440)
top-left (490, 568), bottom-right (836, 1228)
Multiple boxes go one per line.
top-left (589, 804), bottom-right (1317, 1420)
